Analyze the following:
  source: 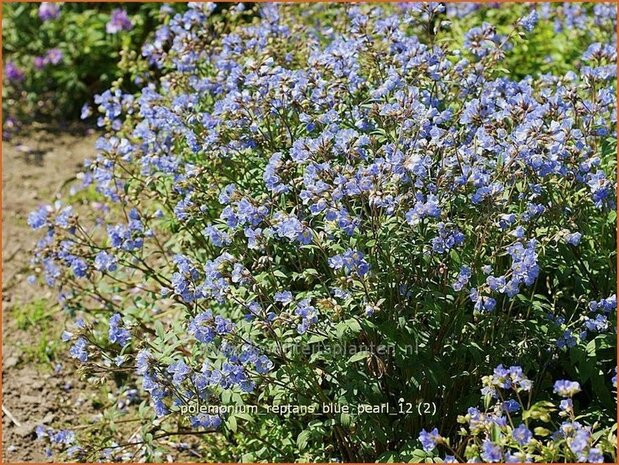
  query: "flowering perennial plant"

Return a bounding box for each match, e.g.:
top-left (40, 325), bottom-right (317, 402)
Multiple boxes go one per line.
top-left (28, 2), bottom-right (616, 462)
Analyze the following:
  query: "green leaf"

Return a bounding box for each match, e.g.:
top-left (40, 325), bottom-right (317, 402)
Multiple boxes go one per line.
top-left (296, 430), bottom-right (310, 450)
top-left (348, 351), bottom-right (370, 363)
top-left (227, 414), bottom-right (237, 433)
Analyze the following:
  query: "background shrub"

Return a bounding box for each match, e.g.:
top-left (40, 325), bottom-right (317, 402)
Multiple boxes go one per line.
top-left (1, 2), bottom-right (182, 137)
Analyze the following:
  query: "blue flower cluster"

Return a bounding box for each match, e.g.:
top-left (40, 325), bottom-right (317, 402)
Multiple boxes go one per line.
top-left (553, 294), bottom-right (616, 349)
top-left (420, 366), bottom-right (612, 462)
top-left (35, 425), bottom-right (82, 460)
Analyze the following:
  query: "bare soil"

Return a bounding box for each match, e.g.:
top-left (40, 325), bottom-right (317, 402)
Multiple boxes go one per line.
top-left (2, 125), bottom-right (99, 462)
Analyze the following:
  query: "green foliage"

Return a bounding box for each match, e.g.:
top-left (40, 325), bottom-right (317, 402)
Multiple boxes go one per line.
top-left (12, 298), bottom-right (61, 365)
top-left (14, 298), bottom-right (52, 330)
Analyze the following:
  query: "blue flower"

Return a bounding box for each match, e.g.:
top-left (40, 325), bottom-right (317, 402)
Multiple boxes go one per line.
top-left (35, 425), bottom-right (49, 439)
top-left (274, 290), bottom-right (293, 305)
top-left (556, 330), bottom-right (577, 349)
top-left (135, 350), bottom-right (151, 375)
top-left (506, 240), bottom-right (539, 293)
top-left (294, 299), bottom-right (318, 334)
top-left (481, 439), bottom-right (503, 462)
top-left (167, 360), bottom-right (191, 386)
top-left (204, 224), bottom-right (231, 247)
top-left (452, 266), bottom-right (472, 291)
top-left (328, 249), bottom-right (370, 276)
top-left (94, 251), bottom-right (117, 272)
top-left (566, 232), bottom-right (582, 246)
top-left (568, 427), bottom-right (591, 457)
top-left (188, 311), bottom-right (216, 343)
top-left (69, 338), bottom-right (88, 362)
top-left (518, 10), bottom-right (539, 32)
top-left (28, 206), bottom-right (49, 230)
top-left (587, 448), bottom-right (604, 462)
top-left (405, 194), bottom-right (441, 225)
top-left (50, 429), bottom-right (75, 445)
top-left (464, 23), bottom-right (502, 58)
top-left (108, 313), bottom-right (131, 347)
top-left (214, 315), bottom-right (233, 335)
top-left (512, 424), bottom-right (533, 445)
top-left (502, 399), bottom-right (520, 413)
top-left (80, 104), bottom-right (92, 120)
top-left (219, 184), bottom-right (236, 204)
top-left (70, 257), bottom-right (88, 278)
top-left (559, 398), bottom-right (573, 412)
top-left (274, 213), bottom-right (310, 244)
top-left (418, 428), bottom-right (440, 452)
top-left (54, 206), bottom-right (74, 229)
top-left (553, 380), bottom-right (581, 397)
top-left (190, 413), bottom-right (222, 429)
top-left (254, 355), bottom-right (274, 374)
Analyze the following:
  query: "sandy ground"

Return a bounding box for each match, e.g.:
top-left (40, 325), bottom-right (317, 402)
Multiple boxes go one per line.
top-left (2, 126), bottom-right (99, 462)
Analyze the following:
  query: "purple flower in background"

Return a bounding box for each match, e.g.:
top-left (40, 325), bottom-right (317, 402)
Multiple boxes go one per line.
top-left (33, 56), bottom-right (46, 70)
top-left (44, 48), bottom-right (63, 65)
top-left (38, 2), bottom-right (61, 21)
top-left (4, 61), bottom-right (25, 83)
top-left (106, 9), bottom-right (133, 34)
top-left (518, 10), bottom-right (538, 32)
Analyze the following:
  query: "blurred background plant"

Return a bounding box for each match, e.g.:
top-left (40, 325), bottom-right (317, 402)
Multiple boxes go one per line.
top-left (444, 2), bottom-right (616, 78)
top-left (1, 2), bottom-right (185, 139)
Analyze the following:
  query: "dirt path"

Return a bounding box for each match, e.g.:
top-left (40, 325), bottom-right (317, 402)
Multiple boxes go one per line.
top-left (2, 126), bottom-right (99, 462)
